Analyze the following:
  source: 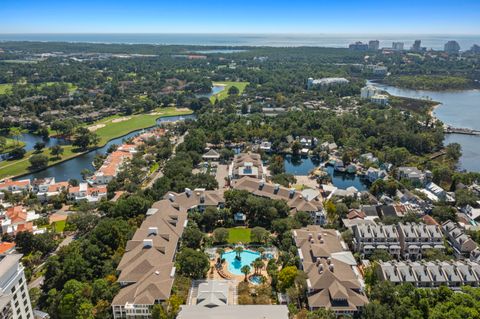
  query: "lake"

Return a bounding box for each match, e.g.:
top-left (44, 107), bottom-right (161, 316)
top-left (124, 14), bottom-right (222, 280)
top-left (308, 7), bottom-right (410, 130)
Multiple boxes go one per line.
top-left (14, 114), bottom-right (196, 182)
top-left (196, 84), bottom-right (225, 98)
top-left (369, 82), bottom-right (480, 172)
top-left (284, 155), bottom-right (368, 191)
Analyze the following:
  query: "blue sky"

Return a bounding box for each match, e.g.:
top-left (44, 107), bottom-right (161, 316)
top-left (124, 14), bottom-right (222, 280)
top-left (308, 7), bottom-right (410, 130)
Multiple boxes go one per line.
top-left (1, 0), bottom-right (479, 34)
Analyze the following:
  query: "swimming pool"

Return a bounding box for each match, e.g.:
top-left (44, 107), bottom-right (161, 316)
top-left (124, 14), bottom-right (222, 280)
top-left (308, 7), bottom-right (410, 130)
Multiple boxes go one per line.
top-left (222, 250), bottom-right (261, 275)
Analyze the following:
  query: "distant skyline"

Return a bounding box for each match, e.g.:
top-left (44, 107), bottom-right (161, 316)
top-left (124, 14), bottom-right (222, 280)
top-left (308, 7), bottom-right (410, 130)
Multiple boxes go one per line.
top-left (1, 0), bottom-right (480, 34)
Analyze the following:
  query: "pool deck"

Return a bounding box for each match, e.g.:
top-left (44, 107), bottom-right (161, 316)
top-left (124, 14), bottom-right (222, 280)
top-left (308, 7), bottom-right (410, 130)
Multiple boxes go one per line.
top-left (211, 252), bottom-right (271, 283)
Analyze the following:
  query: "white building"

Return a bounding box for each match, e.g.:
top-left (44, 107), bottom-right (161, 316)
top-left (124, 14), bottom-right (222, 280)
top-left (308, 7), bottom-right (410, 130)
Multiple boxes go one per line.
top-left (360, 86), bottom-right (378, 99)
top-left (370, 94), bottom-right (389, 106)
top-left (0, 254), bottom-right (34, 319)
top-left (307, 77), bottom-right (349, 89)
top-left (392, 42), bottom-right (404, 51)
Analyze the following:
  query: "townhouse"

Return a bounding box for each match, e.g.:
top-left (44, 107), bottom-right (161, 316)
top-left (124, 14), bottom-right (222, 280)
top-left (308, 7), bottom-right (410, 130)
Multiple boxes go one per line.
top-left (378, 260), bottom-right (480, 290)
top-left (0, 179), bottom-right (31, 193)
top-left (90, 149), bottom-right (134, 185)
top-left (442, 220), bottom-right (478, 258)
top-left (0, 206), bottom-right (41, 235)
top-left (68, 183), bottom-right (107, 203)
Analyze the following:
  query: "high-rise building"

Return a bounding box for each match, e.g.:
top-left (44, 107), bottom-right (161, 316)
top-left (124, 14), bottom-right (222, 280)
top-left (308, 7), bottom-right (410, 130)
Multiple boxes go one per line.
top-left (349, 41), bottom-right (369, 51)
top-left (444, 41), bottom-right (461, 54)
top-left (471, 44), bottom-right (480, 54)
top-left (392, 42), bottom-right (404, 51)
top-left (411, 40), bottom-right (421, 51)
top-left (368, 40), bottom-right (380, 51)
top-left (0, 254), bottom-right (34, 319)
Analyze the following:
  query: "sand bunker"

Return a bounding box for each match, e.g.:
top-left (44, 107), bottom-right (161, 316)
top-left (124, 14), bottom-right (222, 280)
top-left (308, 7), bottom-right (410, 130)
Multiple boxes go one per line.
top-left (112, 116), bottom-right (131, 123)
top-left (88, 124), bottom-right (106, 132)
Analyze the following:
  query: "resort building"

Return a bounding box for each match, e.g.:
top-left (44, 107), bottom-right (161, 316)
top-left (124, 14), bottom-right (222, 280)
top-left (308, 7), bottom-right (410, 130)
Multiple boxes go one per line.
top-left (392, 42), bottom-right (404, 51)
top-left (202, 149), bottom-right (221, 161)
top-left (377, 260), bottom-right (480, 289)
top-left (233, 177), bottom-right (325, 225)
top-left (444, 40), bottom-right (461, 54)
top-left (111, 199), bottom-right (188, 319)
top-left (442, 220), bottom-right (478, 259)
top-left (178, 305), bottom-right (289, 319)
top-left (293, 225), bottom-right (368, 315)
top-left (164, 188), bottom-right (225, 213)
top-left (228, 153), bottom-right (266, 180)
top-left (368, 40), bottom-right (380, 51)
top-left (0, 254), bottom-right (34, 319)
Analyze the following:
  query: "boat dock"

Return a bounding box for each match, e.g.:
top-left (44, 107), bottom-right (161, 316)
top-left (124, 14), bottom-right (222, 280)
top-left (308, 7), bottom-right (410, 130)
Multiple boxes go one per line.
top-left (444, 125), bottom-right (480, 136)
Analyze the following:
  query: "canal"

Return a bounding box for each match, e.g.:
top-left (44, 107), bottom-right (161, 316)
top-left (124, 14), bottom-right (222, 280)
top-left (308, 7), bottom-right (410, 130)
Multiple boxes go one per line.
top-left (13, 114), bottom-right (196, 182)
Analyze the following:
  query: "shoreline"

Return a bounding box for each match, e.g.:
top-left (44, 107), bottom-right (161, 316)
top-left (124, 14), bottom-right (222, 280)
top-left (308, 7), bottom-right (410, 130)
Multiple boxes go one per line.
top-left (1, 110), bottom-right (194, 181)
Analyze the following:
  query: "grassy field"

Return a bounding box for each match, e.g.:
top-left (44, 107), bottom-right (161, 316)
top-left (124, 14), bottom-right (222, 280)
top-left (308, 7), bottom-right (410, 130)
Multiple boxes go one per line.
top-left (0, 83), bottom-right (13, 95)
top-left (228, 228), bottom-right (251, 244)
top-left (0, 108), bottom-right (193, 179)
top-left (0, 138), bottom-right (26, 153)
top-left (210, 81), bottom-right (249, 103)
top-left (0, 145), bottom-right (78, 179)
top-left (52, 220), bottom-right (67, 233)
top-left (91, 107), bottom-right (193, 146)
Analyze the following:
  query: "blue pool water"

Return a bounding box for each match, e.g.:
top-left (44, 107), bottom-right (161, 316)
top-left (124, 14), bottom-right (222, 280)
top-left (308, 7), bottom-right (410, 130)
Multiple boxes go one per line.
top-left (222, 250), bottom-right (261, 275)
top-left (250, 275), bottom-right (264, 285)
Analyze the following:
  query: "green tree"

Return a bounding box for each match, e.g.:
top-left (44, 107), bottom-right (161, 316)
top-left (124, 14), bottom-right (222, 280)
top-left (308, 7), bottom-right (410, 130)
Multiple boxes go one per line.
top-left (251, 226), bottom-right (268, 243)
top-left (33, 141), bottom-right (46, 153)
top-left (50, 145), bottom-right (64, 159)
top-left (213, 227), bottom-right (229, 244)
top-left (241, 265), bottom-right (251, 282)
top-left (278, 265), bottom-right (298, 292)
top-left (176, 248), bottom-right (209, 279)
top-left (29, 154), bottom-right (49, 170)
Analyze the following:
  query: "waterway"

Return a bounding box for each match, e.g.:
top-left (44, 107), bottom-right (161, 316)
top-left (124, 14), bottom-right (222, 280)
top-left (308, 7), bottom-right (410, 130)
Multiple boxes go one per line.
top-left (369, 82), bottom-right (480, 172)
top-left (13, 114), bottom-right (196, 182)
top-left (284, 155), bottom-right (368, 191)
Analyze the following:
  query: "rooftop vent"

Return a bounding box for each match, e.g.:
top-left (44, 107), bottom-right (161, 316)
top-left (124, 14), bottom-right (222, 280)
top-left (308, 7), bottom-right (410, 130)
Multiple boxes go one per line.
top-left (148, 227), bottom-right (158, 236)
top-left (143, 239), bottom-right (153, 248)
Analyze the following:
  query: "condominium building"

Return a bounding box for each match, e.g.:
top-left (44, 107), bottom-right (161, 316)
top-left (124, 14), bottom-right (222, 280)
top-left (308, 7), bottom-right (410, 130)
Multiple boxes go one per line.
top-left (378, 260), bottom-right (480, 289)
top-left (228, 153), bottom-right (266, 180)
top-left (307, 77), bottom-right (349, 89)
top-left (293, 226), bottom-right (368, 315)
top-left (111, 200), bottom-right (188, 319)
top-left (233, 177), bottom-right (325, 224)
top-left (392, 42), bottom-right (404, 51)
top-left (352, 224), bottom-right (401, 259)
top-left (0, 254), bottom-right (34, 319)
top-left (411, 40), bottom-right (422, 52)
top-left (164, 188), bottom-right (225, 213)
top-left (368, 40), bottom-right (380, 51)
top-left (444, 40), bottom-right (461, 54)
top-left (396, 223), bottom-right (445, 260)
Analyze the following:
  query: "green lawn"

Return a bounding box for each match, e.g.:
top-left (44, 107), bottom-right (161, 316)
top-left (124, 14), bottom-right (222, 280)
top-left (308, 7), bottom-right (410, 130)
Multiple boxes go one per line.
top-left (210, 81), bottom-right (249, 103)
top-left (0, 138), bottom-right (26, 153)
top-left (228, 228), bottom-right (251, 244)
top-left (0, 145), bottom-right (78, 179)
top-left (52, 220), bottom-right (67, 233)
top-left (0, 83), bottom-right (13, 95)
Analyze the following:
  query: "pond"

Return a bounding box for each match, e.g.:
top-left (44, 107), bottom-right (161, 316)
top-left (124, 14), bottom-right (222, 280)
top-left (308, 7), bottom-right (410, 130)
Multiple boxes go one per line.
top-left (284, 155), bottom-right (369, 191)
top-left (13, 114), bottom-right (196, 182)
top-left (222, 250), bottom-right (261, 276)
top-left (195, 85), bottom-right (225, 98)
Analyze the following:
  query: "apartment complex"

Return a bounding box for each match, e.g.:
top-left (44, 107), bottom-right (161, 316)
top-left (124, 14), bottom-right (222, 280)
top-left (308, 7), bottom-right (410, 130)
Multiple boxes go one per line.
top-left (307, 77), bottom-right (349, 89)
top-left (164, 188), bottom-right (225, 213)
top-left (111, 199), bottom-right (188, 319)
top-left (378, 260), bottom-right (480, 289)
top-left (0, 254), bottom-right (34, 319)
top-left (352, 223), bottom-right (445, 260)
top-left (228, 153), bottom-right (266, 180)
top-left (233, 177), bottom-right (325, 224)
top-left (293, 225), bottom-right (368, 315)
top-left (90, 149), bottom-right (134, 185)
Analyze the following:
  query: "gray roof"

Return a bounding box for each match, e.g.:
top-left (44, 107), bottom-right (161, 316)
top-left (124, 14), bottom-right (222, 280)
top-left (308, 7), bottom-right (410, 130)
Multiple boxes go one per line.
top-left (178, 305), bottom-right (289, 319)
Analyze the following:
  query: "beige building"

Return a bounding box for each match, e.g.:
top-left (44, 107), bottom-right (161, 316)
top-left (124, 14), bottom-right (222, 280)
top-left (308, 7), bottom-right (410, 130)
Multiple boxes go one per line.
top-left (228, 153), bottom-right (266, 180)
top-left (293, 226), bottom-right (368, 315)
top-left (111, 199), bottom-right (188, 319)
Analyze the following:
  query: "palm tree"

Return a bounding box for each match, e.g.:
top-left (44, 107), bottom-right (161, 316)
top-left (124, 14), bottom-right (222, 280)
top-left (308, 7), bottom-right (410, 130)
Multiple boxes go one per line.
top-left (241, 265), bottom-right (251, 282)
top-left (235, 246), bottom-right (244, 260)
top-left (252, 258), bottom-right (264, 275)
top-left (216, 248), bottom-right (225, 264)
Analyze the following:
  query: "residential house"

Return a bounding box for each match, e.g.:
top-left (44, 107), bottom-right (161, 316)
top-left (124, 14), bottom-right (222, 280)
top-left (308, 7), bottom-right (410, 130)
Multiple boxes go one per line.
top-left (0, 179), bottom-right (31, 193)
top-left (68, 183), bottom-right (107, 203)
top-left (397, 167), bottom-right (426, 185)
top-left (0, 206), bottom-right (41, 235)
top-left (442, 220), bottom-right (478, 258)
